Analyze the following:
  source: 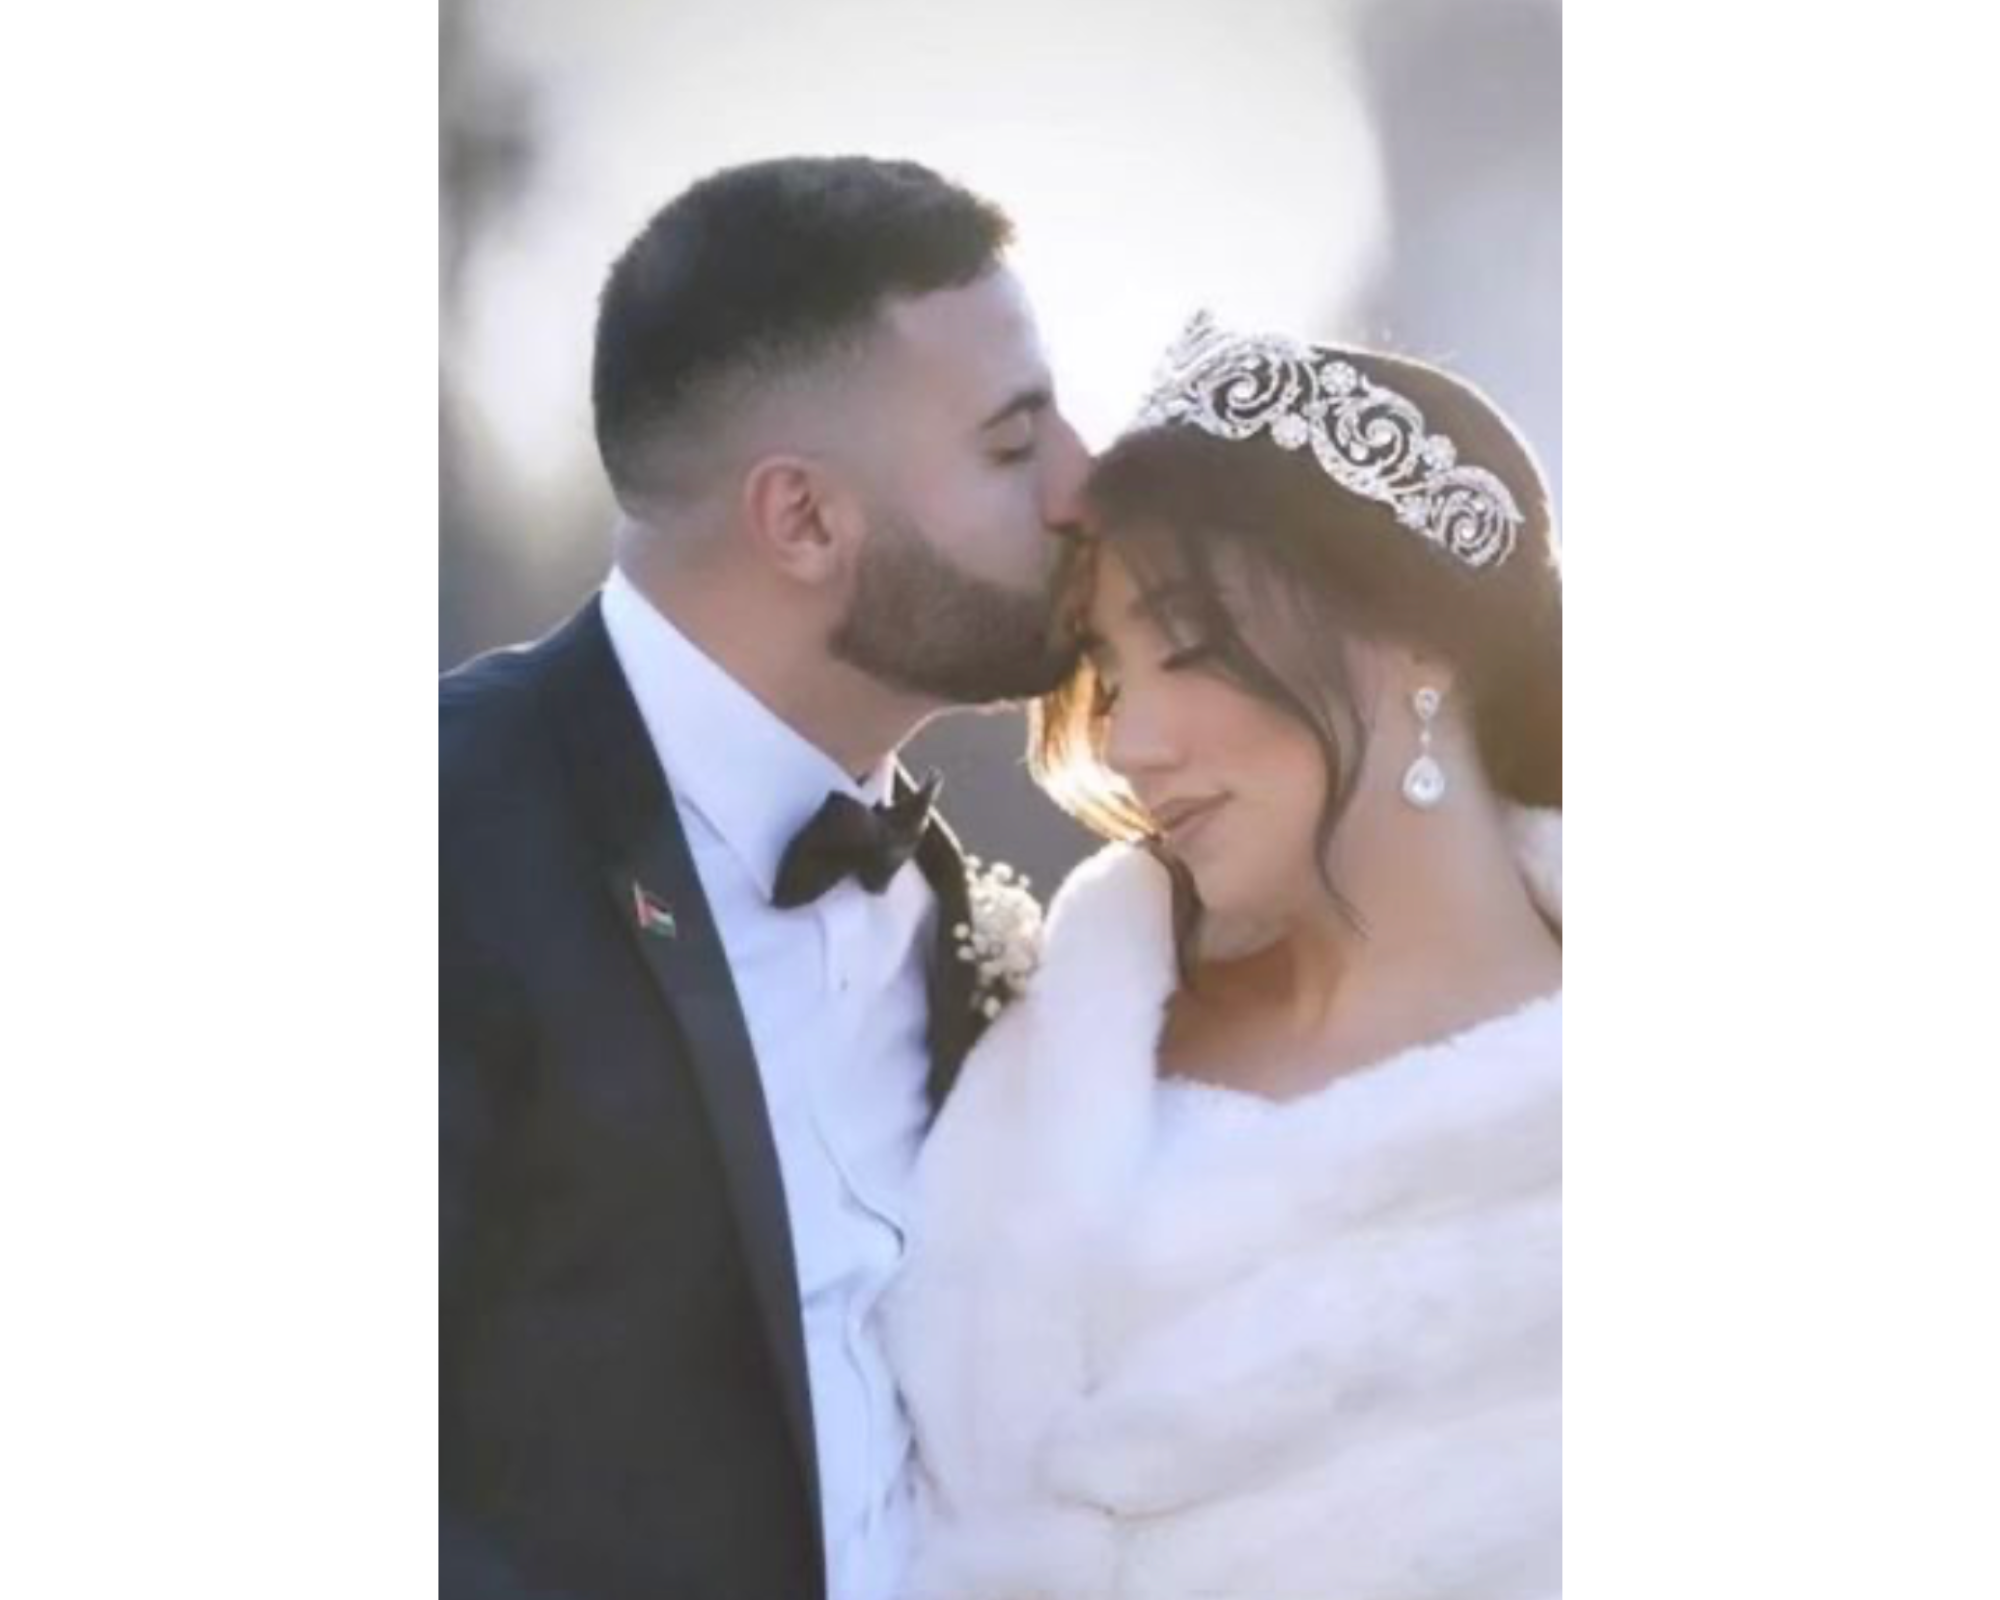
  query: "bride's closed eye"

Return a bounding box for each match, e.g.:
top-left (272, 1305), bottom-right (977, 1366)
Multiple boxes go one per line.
top-left (1090, 643), bottom-right (1212, 717)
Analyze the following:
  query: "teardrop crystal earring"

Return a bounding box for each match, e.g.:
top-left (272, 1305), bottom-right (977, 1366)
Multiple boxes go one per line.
top-left (1402, 686), bottom-right (1447, 810)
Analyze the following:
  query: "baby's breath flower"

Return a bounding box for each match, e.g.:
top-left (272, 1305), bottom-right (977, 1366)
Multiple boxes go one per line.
top-left (954, 859), bottom-right (1044, 1017)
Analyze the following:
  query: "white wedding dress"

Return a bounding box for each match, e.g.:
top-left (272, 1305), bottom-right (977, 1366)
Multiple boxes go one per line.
top-left (883, 814), bottom-right (1561, 1600)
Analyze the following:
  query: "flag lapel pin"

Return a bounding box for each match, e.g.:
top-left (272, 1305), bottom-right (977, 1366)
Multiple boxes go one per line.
top-left (632, 882), bottom-right (679, 940)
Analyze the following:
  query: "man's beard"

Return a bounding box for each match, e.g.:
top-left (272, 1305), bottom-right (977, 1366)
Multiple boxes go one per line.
top-left (830, 510), bottom-right (1081, 704)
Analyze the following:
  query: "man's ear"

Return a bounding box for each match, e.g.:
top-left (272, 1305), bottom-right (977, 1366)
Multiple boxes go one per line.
top-left (739, 454), bottom-right (862, 587)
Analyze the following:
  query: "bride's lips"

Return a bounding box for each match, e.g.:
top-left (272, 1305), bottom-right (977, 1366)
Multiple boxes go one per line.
top-left (1152, 794), bottom-right (1229, 851)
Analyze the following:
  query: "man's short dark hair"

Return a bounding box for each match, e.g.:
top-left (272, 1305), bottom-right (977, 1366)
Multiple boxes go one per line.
top-left (592, 156), bottom-right (1015, 503)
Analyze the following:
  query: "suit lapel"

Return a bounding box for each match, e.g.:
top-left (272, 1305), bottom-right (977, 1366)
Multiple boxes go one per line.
top-left (601, 814), bottom-right (822, 1522)
top-left (538, 598), bottom-right (821, 1529)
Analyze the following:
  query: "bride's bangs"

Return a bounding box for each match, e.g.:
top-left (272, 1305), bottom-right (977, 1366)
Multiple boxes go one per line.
top-left (1027, 540), bottom-right (1151, 841)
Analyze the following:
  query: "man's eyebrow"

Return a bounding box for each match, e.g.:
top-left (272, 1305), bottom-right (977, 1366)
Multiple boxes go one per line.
top-left (977, 385), bottom-right (1053, 431)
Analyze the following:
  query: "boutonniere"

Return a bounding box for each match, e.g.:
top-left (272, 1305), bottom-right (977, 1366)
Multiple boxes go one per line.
top-left (953, 857), bottom-right (1044, 1020)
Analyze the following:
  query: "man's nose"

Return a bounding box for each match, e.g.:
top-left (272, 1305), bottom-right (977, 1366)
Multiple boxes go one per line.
top-left (1041, 412), bottom-right (1093, 533)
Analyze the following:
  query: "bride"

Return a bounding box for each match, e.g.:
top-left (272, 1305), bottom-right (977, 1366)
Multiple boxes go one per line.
top-left (885, 315), bottom-right (1563, 1600)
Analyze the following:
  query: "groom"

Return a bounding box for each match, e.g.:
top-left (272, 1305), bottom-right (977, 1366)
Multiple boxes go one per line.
top-left (440, 156), bottom-right (1088, 1600)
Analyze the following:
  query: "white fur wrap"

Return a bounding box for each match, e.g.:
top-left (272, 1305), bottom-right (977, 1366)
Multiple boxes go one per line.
top-left (884, 814), bottom-right (1562, 1600)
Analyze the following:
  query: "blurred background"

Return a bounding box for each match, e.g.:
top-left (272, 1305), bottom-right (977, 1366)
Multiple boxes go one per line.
top-left (441, 0), bottom-right (1561, 887)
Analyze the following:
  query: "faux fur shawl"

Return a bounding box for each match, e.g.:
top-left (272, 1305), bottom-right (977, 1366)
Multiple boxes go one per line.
top-left (884, 814), bottom-right (1562, 1600)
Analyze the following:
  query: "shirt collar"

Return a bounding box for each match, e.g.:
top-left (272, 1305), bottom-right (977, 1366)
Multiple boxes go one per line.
top-left (600, 566), bottom-right (895, 901)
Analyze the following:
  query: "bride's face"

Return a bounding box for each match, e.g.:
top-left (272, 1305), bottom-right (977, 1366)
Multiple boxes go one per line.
top-left (1083, 551), bottom-right (1331, 927)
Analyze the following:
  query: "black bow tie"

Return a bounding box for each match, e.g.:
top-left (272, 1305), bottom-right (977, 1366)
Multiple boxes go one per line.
top-left (771, 771), bottom-right (941, 910)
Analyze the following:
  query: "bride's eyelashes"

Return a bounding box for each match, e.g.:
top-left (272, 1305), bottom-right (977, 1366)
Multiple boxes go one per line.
top-left (1090, 643), bottom-right (1214, 717)
top-left (1161, 643), bottom-right (1215, 672)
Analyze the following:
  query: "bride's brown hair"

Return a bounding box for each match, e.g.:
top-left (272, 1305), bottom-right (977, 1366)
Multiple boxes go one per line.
top-left (1030, 348), bottom-right (1560, 963)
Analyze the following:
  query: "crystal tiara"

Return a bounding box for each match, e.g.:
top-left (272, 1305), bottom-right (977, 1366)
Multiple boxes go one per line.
top-left (1132, 311), bottom-right (1525, 570)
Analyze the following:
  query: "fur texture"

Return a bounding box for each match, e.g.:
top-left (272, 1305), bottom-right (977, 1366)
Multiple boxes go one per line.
top-left (884, 814), bottom-right (1562, 1600)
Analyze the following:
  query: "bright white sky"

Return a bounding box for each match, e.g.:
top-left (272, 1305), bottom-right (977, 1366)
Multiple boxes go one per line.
top-left (460, 0), bottom-right (1386, 487)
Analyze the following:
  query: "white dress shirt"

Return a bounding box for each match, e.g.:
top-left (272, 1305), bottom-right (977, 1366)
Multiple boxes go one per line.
top-left (601, 569), bottom-right (933, 1600)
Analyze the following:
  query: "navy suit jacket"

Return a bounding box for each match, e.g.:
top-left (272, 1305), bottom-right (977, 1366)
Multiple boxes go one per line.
top-left (440, 599), bottom-right (982, 1600)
